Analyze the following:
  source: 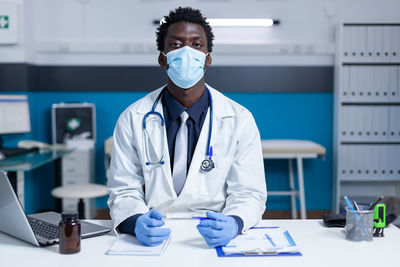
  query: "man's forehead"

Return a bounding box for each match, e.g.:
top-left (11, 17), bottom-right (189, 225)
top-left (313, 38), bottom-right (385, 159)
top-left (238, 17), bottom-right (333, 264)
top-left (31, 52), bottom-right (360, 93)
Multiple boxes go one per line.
top-left (166, 21), bottom-right (206, 39)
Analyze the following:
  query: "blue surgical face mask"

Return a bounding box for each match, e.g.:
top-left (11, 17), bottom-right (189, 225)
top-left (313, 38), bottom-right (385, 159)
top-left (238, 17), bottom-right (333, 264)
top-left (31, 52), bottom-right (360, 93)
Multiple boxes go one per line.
top-left (163, 46), bottom-right (208, 89)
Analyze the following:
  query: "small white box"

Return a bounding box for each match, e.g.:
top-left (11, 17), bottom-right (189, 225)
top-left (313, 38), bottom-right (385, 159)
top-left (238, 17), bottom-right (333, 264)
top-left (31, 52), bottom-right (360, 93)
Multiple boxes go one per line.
top-left (0, 2), bottom-right (18, 44)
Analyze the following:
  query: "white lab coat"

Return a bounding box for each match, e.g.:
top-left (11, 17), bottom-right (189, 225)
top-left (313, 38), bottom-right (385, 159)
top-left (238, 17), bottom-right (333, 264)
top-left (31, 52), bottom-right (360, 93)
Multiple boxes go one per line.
top-left (107, 84), bottom-right (267, 231)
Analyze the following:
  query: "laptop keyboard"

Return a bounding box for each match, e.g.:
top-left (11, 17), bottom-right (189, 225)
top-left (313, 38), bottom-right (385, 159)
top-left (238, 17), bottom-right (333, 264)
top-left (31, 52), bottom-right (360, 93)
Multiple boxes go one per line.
top-left (28, 217), bottom-right (59, 240)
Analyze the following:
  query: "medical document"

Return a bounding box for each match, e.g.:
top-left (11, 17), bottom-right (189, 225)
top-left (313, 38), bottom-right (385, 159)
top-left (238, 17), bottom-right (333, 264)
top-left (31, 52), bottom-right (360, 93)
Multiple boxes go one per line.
top-left (221, 227), bottom-right (300, 255)
top-left (106, 234), bottom-right (171, 256)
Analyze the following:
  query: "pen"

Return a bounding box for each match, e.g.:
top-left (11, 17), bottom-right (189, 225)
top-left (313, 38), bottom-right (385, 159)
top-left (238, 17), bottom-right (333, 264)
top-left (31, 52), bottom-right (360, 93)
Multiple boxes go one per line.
top-left (344, 196), bottom-right (356, 212)
top-left (369, 196), bottom-right (384, 210)
top-left (352, 200), bottom-right (360, 211)
top-left (192, 216), bottom-right (212, 221)
top-left (344, 196), bottom-right (367, 234)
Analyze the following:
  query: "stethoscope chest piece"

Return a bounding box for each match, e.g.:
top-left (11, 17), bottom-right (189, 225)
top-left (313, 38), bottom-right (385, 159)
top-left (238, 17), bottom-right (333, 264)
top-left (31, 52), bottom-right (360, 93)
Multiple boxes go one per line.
top-left (201, 158), bottom-right (214, 172)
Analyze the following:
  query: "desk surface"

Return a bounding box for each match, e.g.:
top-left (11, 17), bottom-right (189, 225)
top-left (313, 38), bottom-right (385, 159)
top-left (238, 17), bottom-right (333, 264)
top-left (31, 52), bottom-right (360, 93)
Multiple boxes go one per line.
top-left (0, 149), bottom-right (71, 172)
top-left (1, 219), bottom-right (399, 267)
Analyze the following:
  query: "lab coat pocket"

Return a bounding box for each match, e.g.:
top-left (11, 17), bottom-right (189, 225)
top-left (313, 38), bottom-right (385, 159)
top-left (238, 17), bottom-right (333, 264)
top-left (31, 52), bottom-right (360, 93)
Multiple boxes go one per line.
top-left (199, 156), bottom-right (232, 197)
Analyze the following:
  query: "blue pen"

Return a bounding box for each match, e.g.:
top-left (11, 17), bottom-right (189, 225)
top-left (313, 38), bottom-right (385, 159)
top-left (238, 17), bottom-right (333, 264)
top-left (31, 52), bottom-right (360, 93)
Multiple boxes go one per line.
top-left (344, 196), bottom-right (367, 234)
top-left (192, 216), bottom-right (212, 221)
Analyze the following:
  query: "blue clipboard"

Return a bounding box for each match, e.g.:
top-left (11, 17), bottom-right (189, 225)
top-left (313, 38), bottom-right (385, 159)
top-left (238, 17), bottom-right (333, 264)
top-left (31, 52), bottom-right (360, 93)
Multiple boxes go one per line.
top-left (215, 227), bottom-right (302, 257)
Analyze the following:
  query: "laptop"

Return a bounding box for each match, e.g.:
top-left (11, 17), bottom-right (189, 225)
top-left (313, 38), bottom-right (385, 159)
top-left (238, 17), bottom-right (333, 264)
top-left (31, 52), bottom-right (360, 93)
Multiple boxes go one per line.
top-left (0, 171), bottom-right (111, 246)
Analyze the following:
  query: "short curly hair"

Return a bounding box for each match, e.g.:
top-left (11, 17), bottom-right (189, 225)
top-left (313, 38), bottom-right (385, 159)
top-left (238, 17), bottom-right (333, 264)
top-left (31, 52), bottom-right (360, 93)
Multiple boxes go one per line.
top-left (156, 7), bottom-right (214, 53)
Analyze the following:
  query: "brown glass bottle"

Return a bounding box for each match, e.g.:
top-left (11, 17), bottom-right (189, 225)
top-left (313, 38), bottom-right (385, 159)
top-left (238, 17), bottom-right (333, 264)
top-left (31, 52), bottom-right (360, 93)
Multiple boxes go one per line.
top-left (59, 212), bottom-right (81, 254)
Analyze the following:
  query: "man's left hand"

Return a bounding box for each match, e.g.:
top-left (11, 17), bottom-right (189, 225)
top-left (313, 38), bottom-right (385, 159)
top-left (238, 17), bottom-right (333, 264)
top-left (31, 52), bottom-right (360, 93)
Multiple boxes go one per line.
top-left (196, 211), bottom-right (238, 248)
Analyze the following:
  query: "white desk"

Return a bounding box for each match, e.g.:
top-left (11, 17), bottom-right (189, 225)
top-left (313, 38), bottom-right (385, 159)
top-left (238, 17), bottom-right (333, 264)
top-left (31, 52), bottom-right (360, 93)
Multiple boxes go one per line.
top-left (1, 219), bottom-right (399, 267)
top-left (262, 139), bottom-right (326, 219)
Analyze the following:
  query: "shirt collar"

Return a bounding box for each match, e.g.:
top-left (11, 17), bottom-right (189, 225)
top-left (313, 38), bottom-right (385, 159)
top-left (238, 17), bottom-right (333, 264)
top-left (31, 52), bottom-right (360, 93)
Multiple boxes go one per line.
top-left (186, 88), bottom-right (209, 122)
top-left (163, 88), bottom-right (186, 121)
top-left (163, 87), bottom-right (209, 122)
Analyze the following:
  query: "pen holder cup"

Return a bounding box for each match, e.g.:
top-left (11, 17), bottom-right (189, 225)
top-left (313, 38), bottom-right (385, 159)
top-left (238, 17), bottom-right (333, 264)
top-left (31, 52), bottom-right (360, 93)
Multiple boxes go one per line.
top-left (345, 205), bottom-right (374, 242)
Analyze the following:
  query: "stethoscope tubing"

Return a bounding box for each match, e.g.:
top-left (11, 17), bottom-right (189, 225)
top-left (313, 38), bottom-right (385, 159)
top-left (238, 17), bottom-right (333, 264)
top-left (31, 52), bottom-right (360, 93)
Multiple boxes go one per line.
top-left (143, 87), bottom-right (214, 170)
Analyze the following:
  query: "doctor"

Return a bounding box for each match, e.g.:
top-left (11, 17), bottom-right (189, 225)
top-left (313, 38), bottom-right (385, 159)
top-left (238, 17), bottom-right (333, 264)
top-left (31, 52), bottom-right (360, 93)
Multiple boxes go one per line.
top-left (107, 7), bottom-right (266, 248)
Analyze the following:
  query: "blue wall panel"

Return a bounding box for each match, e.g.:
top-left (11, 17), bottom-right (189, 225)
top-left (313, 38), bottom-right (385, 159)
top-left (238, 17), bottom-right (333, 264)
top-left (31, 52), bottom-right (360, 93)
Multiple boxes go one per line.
top-left (226, 92), bottom-right (333, 211)
top-left (2, 91), bottom-right (333, 214)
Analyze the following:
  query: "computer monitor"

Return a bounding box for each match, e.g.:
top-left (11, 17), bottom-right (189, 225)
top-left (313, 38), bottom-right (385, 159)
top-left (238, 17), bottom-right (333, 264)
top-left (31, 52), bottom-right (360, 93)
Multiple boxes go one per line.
top-left (0, 95), bottom-right (31, 147)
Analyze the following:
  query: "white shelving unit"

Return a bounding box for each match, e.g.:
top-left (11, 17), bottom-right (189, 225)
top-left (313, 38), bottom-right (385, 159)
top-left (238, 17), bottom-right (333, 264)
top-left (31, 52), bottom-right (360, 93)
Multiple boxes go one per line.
top-left (333, 23), bottom-right (400, 212)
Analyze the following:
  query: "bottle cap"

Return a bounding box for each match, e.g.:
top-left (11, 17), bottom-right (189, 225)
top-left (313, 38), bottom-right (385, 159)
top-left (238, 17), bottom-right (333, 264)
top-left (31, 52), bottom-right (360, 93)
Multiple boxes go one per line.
top-left (61, 211), bottom-right (78, 221)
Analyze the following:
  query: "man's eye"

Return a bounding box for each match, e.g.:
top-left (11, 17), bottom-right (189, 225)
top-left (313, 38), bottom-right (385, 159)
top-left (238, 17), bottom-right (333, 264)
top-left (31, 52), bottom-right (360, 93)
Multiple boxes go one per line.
top-left (193, 43), bottom-right (201, 49)
top-left (171, 42), bottom-right (181, 48)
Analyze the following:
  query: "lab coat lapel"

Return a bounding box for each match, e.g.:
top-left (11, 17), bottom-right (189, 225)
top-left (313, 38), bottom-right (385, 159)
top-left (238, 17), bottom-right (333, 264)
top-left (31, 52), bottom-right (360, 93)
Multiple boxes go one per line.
top-left (179, 85), bottom-right (236, 197)
top-left (153, 94), bottom-right (177, 198)
top-left (138, 87), bottom-right (176, 199)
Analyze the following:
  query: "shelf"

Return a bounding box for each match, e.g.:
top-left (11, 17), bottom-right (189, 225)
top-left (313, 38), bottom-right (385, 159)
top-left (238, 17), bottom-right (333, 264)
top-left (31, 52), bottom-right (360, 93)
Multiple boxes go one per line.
top-left (340, 178), bottom-right (400, 182)
top-left (342, 62), bottom-right (400, 66)
top-left (333, 23), bottom-right (400, 212)
top-left (343, 23), bottom-right (400, 26)
top-left (340, 142), bottom-right (400, 145)
top-left (341, 102), bottom-right (400, 106)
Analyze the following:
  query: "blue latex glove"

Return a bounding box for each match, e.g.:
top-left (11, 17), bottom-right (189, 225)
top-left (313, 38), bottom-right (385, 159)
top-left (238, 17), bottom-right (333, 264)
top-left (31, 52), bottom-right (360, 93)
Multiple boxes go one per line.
top-left (196, 211), bottom-right (238, 248)
top-left (134, 209), bottom-right (171, 246)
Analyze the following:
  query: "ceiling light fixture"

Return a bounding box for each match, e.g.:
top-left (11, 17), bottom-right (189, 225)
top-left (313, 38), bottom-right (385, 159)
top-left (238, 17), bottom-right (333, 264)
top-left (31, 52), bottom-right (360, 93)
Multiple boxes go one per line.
top-left (207, 18), bottom-right (279, 27)
top-left (153, 18), bottom-right (280, 27)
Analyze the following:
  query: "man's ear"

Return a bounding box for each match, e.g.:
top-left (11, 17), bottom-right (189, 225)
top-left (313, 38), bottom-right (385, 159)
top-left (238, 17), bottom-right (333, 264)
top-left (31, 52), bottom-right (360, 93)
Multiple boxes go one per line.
top-left (204, 53), bottom-right (212, 70)
top-left (158, 52), bottom-right (168, 69)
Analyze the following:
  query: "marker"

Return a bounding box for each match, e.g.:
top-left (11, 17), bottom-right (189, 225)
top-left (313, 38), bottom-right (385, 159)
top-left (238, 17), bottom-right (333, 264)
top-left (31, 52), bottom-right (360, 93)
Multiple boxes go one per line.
top-left (369, 196), bottom-right (384, 210)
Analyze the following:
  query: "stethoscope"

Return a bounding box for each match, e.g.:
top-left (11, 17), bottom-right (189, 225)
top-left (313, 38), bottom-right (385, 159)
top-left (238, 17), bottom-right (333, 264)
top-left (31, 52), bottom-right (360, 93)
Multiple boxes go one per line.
top-left (143, 88), bottom-right (215, 172)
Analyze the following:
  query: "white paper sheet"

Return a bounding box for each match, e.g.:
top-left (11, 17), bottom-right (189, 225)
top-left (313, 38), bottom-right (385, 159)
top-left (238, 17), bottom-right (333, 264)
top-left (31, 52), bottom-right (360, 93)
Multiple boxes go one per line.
top-left (106, 234), bottom-right (171, 256)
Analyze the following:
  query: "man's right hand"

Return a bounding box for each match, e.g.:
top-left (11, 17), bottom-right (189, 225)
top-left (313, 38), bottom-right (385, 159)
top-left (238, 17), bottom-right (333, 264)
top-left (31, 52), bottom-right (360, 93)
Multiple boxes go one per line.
top-left (134, 209), bottom-right (171, 246)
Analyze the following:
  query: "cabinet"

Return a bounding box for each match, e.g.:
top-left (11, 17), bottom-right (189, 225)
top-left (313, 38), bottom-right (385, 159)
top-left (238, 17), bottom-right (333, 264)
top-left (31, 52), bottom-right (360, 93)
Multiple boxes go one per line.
top-left (333, 23), bottom-right (400, 212)
top-left (61, 148), bottom-right (95, 218)
top-left (52, 103), bottom-right (96, 218)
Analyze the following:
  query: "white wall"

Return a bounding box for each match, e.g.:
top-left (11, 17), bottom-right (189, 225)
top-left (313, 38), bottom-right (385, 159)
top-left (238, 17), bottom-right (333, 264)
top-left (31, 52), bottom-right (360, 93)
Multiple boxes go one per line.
top-left (1, 0), bottom-right (400, 65)
top-left (0, 0), bottom-right (24, 62)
